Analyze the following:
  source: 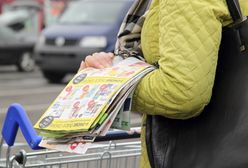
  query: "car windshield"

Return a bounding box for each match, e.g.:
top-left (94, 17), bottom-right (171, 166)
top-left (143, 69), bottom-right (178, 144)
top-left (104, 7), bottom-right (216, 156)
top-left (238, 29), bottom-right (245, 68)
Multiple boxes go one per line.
top-left (59, 0), bottom-right (127, 24)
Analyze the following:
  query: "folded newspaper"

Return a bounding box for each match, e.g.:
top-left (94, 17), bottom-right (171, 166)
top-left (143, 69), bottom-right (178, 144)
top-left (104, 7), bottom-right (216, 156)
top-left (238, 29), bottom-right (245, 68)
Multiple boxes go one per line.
top-left (34, 56), bottom-right (155, 154)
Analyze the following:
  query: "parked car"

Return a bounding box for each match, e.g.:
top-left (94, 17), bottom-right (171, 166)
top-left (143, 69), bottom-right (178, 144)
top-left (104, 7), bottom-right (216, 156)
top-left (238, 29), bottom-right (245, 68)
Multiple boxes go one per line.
top-left (0, 1), bottom-right (42, 72)
top-left (34, 0), bottom-right (134, 83)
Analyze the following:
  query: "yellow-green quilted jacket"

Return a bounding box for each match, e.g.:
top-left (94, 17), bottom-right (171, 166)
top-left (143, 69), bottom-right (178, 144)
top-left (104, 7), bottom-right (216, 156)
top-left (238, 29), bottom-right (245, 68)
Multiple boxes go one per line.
top-left (131, 0), bottom-right (248, 167)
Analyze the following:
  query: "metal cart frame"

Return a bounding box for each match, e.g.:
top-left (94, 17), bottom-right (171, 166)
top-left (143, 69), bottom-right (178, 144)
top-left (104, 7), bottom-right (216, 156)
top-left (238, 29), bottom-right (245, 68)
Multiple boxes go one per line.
top-left (0, 104), bottom-right (141, 168)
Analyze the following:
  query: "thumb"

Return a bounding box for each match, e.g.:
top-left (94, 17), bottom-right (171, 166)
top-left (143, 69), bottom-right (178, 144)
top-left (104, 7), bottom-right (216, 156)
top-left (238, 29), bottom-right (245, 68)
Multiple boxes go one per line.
top-left (78, 61), bottom-right (86, 72)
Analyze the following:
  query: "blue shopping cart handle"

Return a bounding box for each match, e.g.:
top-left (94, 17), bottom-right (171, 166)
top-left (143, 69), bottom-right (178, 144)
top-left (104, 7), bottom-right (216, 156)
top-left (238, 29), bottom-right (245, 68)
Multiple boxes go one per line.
top-left (1, 103), bottom-right (43, 150)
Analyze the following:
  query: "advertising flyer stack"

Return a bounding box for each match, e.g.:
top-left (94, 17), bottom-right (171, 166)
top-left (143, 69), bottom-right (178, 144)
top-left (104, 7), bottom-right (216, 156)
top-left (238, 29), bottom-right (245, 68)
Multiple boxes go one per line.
top-left (34, 56), bottom-right (155, 154)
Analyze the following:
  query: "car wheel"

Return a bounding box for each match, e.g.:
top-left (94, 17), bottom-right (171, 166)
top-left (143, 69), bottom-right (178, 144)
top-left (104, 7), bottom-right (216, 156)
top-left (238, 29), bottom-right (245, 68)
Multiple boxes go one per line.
top-left (17, 52), bottom-right (35, 72)
top-left (42, 71), bottom-right (66, 84)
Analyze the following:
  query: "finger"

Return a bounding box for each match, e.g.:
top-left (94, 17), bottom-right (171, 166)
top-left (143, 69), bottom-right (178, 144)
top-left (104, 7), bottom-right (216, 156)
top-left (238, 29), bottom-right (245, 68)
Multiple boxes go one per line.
top-left (97, 53), bottom-right (113, 67)
top-left (85, 52), bottom-right (114, 68)
top-left (99, 52), bottom-right (114, 58)
top-left (85, 55), bottom-right (105, 69)
top-left (91, 52), bottom-right (112, 68)
top-left (107, 52), bottom-right (115, 58)
top-left (84, 55), bottom-right (93, 68)
top-left (107, 53), bottom-right (115, 65)
top-left (106, 52), bottom-right (115, 61)
top-left (98, 52), bottom-right (114, 66)
top-left (78, 60), bottom-right (86, 72)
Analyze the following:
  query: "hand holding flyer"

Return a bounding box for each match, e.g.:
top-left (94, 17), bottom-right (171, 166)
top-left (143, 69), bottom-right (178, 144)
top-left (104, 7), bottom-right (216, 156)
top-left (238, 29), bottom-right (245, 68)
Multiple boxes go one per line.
top-left (34, 56), bottom-right (155, 154)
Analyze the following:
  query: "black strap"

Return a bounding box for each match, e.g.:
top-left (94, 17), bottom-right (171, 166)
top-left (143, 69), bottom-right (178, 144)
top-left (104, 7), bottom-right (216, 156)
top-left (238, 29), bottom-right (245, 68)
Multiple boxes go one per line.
top-left (145, 116), bottom-right (155, 168)
top-left (225, 0), bottom-right (247, 52)
top-left (226, 0), bottom-right (243, 22)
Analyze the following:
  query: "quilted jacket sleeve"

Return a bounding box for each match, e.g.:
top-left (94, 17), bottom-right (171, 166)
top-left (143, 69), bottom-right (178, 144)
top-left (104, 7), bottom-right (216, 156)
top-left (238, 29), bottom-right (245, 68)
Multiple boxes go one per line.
top-left (240, 0), bottom-right (248, 15)
top-left (132, 0), bottom-right (232, 119)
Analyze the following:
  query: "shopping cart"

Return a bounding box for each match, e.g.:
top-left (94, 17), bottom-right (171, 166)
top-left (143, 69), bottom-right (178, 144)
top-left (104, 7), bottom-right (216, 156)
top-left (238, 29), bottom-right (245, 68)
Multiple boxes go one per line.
top-left (0, 104), bottom-right (141, 168)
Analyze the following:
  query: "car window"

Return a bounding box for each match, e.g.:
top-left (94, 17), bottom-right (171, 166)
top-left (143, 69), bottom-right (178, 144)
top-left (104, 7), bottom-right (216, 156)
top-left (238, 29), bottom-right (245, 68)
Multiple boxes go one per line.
top-left (0, 9), bottom-right (39, 36)
top-left (0, 9), bottom-right (29, 26)
top-left (59, 0), bottom-right (127, 24)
